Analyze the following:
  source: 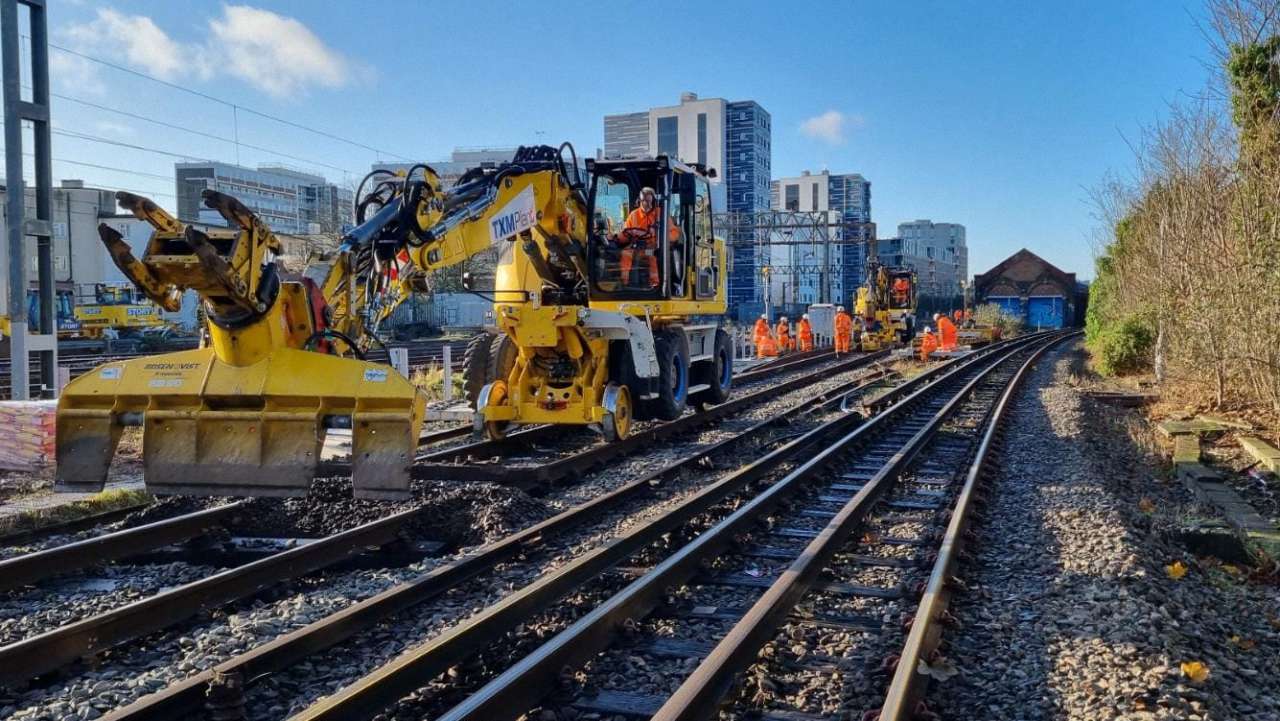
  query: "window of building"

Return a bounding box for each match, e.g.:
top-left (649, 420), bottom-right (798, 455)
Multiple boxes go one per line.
top-left (784, 184), bottom-right (800, 211)
top-left (657, 116), bottom-right (678, 158)
top-left (697, 113), bottom-right (707, 167)
top-left (811, 184), bottom-right (818, 210)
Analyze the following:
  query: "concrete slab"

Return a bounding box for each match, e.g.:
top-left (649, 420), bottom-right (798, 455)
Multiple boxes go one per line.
top-left (1158, 419), bottom-right (1228, 437)
top-left (1240, 436), bottom-right (1280, 473)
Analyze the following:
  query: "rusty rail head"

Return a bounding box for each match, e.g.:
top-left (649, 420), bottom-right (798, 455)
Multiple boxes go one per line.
top-left (0, 501), bottom-right (244, 592)
top-left (0, 506), bottom-right (419, 687)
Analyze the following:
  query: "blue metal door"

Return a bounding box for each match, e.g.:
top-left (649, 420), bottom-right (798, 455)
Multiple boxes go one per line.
top-left (1027, 296), bottom-right (1065, 328)
top-left (986, 296), bottom-right (1021, 317)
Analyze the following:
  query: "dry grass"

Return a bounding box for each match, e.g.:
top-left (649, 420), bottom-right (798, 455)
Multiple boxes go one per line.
top-left (410, 363), bottom-right (467, 402)
top-left (0, 487), bottom-right (151, 538)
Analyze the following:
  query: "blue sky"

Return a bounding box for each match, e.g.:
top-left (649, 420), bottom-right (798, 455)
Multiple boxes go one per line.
top-left (39, 1), bottom-right (1215, 280)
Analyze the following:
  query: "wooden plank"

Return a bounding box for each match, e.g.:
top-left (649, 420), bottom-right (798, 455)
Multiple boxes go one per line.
top-left (1240, 436), bottom-right (1280, 473)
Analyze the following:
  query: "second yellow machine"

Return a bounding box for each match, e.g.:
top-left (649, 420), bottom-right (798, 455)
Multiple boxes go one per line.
top-left (56, 144), bottom-right (733, 499)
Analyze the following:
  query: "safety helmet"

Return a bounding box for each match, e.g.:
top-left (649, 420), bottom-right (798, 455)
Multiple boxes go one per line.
top-left (925, 327), bottom-right (933, 333)
top-left (780, 316), bottom-right (788, 322)
top-left (639, 187), bottom-right (656, 200)
top-left (933, 313), bottom-right (941, 320)
top-left (760, 314), bottom-right (767, 320)
top-left (837, 305), bottom-right (845, 312)
top-left (802, 313), bottom-right (809, 319)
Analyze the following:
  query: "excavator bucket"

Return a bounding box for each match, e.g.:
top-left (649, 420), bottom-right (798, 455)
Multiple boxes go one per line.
top-left (56, 347), bottom-right (426, 500)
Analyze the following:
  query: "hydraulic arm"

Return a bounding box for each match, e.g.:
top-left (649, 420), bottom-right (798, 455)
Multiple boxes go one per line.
top-left (57, 191), bottom-right (426, 499)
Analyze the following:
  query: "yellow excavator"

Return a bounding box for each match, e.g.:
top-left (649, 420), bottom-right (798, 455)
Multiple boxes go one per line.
top-left (56, 144), bottom-right (732, 499)
top-left (854, 263), bottom-right (917, 351)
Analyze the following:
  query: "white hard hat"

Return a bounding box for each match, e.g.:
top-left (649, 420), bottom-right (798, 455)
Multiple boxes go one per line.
top-left (925, 327), bottom-right (933, 333)
top-left (802, 313), bottom-right (809, 319)
top-left (933, 313), bottom-right (941, 320)
top-left (837, 305), bottom-right (845, 311)
top-left (760, 314), bottom-right (767, 319)
top-left (780, 316), bottom-right (788, 321)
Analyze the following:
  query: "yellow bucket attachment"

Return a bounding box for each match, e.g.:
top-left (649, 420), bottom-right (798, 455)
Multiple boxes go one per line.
top-left (56, 348), bottom-right (426, 500)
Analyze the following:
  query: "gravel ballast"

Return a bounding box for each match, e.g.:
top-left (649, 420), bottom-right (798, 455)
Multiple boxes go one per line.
top-left (929, 340), bottom-right (1280, 721)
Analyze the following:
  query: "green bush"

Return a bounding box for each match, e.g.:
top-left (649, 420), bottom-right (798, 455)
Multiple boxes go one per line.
top-left (1089, 315), bottom-right (1154, 375)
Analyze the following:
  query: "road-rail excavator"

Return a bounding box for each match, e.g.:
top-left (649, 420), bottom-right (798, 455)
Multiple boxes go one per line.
top-left (56, 144), bottom-right (732, 499)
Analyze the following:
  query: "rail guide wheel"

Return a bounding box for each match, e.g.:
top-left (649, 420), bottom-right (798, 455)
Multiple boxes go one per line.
top-left (601, 382), bottom-right (633, 442)
top-left (477, 380), bottom-right (512, 441)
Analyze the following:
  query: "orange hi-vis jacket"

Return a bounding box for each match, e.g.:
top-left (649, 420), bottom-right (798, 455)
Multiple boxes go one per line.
top-left (937, 316), bottom-right (958, 351)
top-left (920, 330), bottom-right (939, 360)
top-left (797, 318), bottom-right (813, 350)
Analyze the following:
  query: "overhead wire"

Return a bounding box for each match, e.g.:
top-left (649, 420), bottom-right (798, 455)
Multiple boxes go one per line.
top-left (46, 42), bottom-right (414, 162)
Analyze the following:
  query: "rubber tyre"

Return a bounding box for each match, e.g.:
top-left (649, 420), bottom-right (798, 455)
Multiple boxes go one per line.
top-left (651, 330), bottom-right (690, 421)
top-left (691, 328), bottom-right (733, 409)
top-left (462, 330), bottom-right (495, 407)
top-left (487, 332), bottom-right (518, 389)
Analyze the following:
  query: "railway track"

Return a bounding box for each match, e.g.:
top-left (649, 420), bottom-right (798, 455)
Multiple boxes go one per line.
top-left (255, 331), bottom-right (1068, 721)
top-left (0, 345), bottom-right (890, 720)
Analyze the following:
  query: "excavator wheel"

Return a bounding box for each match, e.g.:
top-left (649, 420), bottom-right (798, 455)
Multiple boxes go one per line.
top-left (463, 331), bottom-right (519, 408)
top-left (601, 383), bottom-right (633, 442)
top-left (462, 331), bottom-right (495, 407)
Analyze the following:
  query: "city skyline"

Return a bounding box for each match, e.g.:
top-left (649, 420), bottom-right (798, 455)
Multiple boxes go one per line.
top-left (32, 2), bottom-right (1214, 281)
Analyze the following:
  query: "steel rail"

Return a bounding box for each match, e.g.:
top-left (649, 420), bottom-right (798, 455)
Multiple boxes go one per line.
top-left (306, 336), bottom-right (1035, 721)
top-left (875, 331), bottom-right (1080, 721)
top-left (313, 349), bottom-right (870, 478)
top-left (102, 360), bottom-right (894, 721)
top-left (0, 501), bottom-right (244, 591)
top-left (648, 332), bottom-right (1068, 721)
top-left (0, 507), bottom-right (418, 686)
top-left (0, 500), bottom-right (150, 546)
top-left (432, 334), bottom-right (1053, 721)
top-left (409, 350), bottom-right (889, 484)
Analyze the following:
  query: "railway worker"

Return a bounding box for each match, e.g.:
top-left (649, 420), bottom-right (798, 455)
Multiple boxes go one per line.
top-left (834, 305), bottom-right (854, 354)
top-left (797, 313), bottom-right (814, 352)
top-left (754, 314), bottom-right (775, 359)
top-left (920, 326), bottom-right (939, 361)
top-left (953, 309), bottom-right (964, 324)
top-left (620, 187), bottom-right (678, 288)
top-left (892, 276), bottom-right (911, 306)
top-left (934, 312), bottom-right (958, 352)
top-left (776, 316), bottom-right (794, 353)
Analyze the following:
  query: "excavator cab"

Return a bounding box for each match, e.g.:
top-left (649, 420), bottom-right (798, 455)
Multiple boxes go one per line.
top-left (585, 156), bottom-right (719, 303)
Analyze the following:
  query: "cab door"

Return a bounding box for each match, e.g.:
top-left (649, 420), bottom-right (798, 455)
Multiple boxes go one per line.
top-left (691, 177), bottom-right (718, 300)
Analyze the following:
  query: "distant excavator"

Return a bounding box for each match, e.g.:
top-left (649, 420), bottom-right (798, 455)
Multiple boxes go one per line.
top-left (854, 263), bottom-right (917, 351)
top-left (56, 144), bottom-right (732, 500)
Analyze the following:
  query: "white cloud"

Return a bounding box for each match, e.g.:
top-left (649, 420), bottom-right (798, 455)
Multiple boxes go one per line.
top-left (58, 5), bottom-right (351, 99)
top-left (799, 110), bottom-right (863, 145)
top-left (66, 8), bottom-right (184, 80)
top-left (208, 5), bottom-right (350, 98)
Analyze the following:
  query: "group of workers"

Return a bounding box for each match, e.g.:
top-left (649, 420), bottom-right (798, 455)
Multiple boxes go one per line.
top-left (918, 309), bottom-right (972, 360)
top-left (753, 306), bottom-right (861, 358)
top-left (752, 313), bottom-right (815, 358)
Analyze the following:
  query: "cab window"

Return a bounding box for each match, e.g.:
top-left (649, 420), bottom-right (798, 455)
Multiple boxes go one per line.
top-left (693, 177), bottom-right (717, 298)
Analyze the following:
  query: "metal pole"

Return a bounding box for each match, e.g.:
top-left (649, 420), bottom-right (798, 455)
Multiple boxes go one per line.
top-left (2, 0), bottom-right (28, 399)
top-left (30, 0), bottom-right (54, 393)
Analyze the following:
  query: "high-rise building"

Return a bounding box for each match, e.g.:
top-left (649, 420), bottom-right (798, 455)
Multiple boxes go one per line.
top-left (879, 220), bottom-right (967, 296)
top-left (603, 92), bottom-right (772, 311)
top-left (602, 112), bottom-right (649, 160)
top-left (175, 162), bottom-right (353, 235)
top-left (769, 170), bottom-right (873, 306)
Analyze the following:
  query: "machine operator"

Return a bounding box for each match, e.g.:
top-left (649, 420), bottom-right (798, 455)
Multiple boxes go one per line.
top-left (620, 187), bottom-right (679, 288)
